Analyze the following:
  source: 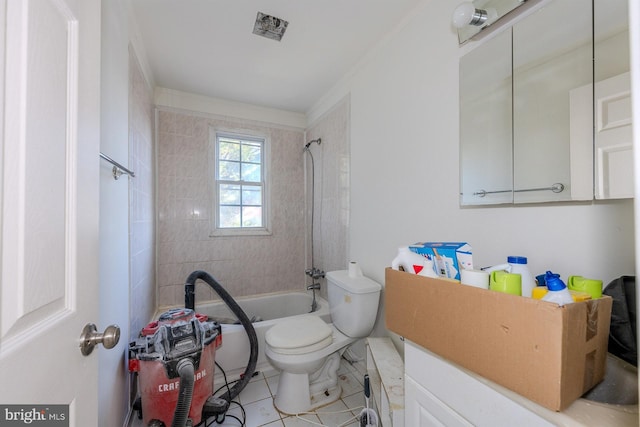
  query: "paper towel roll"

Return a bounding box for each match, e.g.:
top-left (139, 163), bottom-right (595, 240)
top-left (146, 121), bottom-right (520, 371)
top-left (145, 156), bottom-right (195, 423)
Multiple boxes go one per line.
top-left (348, 261), bottom-right (363, 278)
top-left (460, 269), bottom-right (489, 289)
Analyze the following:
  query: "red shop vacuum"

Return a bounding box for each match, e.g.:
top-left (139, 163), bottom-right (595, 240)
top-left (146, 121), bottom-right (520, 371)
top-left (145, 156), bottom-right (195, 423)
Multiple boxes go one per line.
top-left (129, 271), bottom-right (258, 427)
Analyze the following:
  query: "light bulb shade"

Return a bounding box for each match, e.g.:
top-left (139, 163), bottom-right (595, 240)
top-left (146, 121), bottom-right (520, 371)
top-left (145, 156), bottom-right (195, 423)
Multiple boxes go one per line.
top-left (453, 2), bottom-right (489, 28)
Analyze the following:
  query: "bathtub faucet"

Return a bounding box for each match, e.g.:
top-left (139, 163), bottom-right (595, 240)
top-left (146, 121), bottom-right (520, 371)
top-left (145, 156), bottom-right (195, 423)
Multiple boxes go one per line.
top-left (306, 283), bottom-right (321, 291)
top-left (305, 267), bottom-right (325, 280)
top-left (307, 282), bottom-right (321, 313)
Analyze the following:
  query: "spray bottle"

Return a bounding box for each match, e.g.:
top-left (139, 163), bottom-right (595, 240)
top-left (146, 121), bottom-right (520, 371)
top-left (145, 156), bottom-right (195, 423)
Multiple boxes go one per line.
top-left (391, 247), bottom-right (438, 278)
top-left (541, 271), bottom-right (574, 306)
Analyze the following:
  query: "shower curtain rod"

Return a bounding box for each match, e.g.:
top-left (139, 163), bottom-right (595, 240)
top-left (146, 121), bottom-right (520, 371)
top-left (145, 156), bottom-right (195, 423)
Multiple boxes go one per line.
top-left (100, 152), bottom-right (136, 180)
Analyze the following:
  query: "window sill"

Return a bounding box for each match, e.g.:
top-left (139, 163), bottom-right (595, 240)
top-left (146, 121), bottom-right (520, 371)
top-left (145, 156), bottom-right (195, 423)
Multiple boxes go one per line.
top-left (210, 228), bottom-right (272, 237)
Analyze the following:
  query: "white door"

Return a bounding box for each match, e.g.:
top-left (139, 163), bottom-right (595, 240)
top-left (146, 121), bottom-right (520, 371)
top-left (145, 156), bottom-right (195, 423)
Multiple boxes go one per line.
top-left (594, 71), bottom-right (633, 199)
top-left (0, 0), bottom-right (103, 425)
top-left (569, 71), bottom-right (633, 200)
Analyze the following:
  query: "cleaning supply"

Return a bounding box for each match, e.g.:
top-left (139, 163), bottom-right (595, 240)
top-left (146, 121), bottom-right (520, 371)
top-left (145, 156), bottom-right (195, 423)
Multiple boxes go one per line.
top-left (541, 271), bottom-right (574, 306)
top-left (359, 374), bottom-right (378, 427)
top-left (408, 242), bottom-right (473, 280)
top-left (532, 286), bottom-right (592, 302)
top-left (507, 256), bottom-right (536, 298)
top-left (531, 286), bottom-right (547, 300)
top-left (484, 256), bottom-right (536, 297)
top-left (567, 276), bottom-right (603, 299)
top-left (489, 270), bottom-right (522, 295)
top-left (391, 247), bottom-right (438, 278)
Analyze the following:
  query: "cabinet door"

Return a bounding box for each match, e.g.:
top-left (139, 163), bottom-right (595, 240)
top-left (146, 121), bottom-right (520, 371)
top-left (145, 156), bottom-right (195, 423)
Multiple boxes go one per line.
top-left (404, 341), bottom-right (557, 426)
top-left (405, 376), bottom-right (473, 427)
top-left (459, 29), bottom-right (512, 206)
top-left (512, 0), bottom-right (592, 203)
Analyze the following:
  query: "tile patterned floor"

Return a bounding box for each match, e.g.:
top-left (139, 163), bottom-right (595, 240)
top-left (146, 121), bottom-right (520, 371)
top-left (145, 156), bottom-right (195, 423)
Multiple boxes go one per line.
top-left (130, 357), bottom-right (369, 427)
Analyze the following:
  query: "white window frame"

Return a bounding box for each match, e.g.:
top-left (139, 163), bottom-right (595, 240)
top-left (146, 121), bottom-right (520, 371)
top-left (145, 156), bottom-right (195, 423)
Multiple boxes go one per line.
top-left (210, 129), bottom-right (271, 236)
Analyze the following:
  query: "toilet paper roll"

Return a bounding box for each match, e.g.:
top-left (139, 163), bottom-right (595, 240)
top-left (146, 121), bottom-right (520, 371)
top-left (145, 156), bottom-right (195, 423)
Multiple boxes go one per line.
top-left (460, 269), bottom-right (490, 289)
top-left (348, 261), bottom-right (363, 278)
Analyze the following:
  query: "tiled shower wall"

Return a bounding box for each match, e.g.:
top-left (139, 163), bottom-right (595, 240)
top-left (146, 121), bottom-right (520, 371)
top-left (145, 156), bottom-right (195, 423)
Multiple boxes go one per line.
top-left (304, 97), bottom-right (350, 297)
top-left (156, 109), bottom-right (307, 306)
top-left (128, 48), bottom-right (156, 338)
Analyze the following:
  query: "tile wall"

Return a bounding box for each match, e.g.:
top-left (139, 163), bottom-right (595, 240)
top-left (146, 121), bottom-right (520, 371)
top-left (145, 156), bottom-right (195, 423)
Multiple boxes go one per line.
top-left (156, 110), bottom-right (308, 306)
top-left (304, 96), bottom-right (350, 297)
top-left (128, 47), bottom-right (156, 338)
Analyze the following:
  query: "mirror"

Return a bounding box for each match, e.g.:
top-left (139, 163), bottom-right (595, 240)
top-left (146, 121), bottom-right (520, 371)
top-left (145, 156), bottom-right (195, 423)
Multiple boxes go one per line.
top-left (459, 0), bottom-right (631, 206)
top-left (512, 0), bottom-right (591, 203)
top-left (593, 0), bottom-right (631, 199)
top-left (459, 30), bottom-right (512, 205)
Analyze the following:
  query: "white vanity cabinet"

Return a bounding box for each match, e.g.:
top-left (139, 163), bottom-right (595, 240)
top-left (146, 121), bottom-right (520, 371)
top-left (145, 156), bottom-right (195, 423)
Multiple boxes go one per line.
top-left (404, 340), bottom-right (558, 427)
top-left (405, 375), bottom-right (472, 426)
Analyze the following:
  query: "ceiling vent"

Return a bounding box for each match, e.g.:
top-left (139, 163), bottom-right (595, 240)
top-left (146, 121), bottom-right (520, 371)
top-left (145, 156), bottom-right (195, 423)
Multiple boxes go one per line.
top-left (253, 12), bottom-right (288, 41)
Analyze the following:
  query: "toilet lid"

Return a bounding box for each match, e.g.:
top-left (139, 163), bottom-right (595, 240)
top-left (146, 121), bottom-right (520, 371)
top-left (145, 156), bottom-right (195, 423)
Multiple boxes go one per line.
top-left (265, 316), bottom-right (333, 354)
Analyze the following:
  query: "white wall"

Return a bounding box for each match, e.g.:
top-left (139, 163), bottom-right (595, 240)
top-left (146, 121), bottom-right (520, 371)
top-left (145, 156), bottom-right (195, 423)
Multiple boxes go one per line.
top-left (311, 0), bottom-right (635, 344)
top-left (629, 0), bottom-right (640, 375)
top-left (99, 0), bottom-right (131, 425)
top-left (100, 1), bottom-right (157, 425)
top-left (128, 46), bottom-right (156, 350)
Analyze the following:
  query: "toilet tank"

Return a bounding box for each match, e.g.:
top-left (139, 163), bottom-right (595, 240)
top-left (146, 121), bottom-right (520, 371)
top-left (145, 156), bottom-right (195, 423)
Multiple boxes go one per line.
top-left (326, 270), bottom-right (382, 338)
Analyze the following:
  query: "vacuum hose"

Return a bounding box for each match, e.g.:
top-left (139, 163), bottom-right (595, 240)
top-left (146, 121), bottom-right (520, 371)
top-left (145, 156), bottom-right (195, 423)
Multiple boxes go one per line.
top-left (184, 270), bottom-right (259, 405)
top-left (171, 358), bottom-right (195, 427)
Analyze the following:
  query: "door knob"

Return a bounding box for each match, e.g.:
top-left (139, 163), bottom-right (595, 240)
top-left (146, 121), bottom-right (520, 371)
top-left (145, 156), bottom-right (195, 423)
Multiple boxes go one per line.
top-left (79, 323), bottom-right (120, 356)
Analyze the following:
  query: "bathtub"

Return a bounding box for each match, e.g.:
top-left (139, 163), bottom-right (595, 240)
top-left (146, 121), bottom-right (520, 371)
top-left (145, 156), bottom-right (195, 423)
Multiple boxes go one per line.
top-left (161, 291), bottom-right (331, 382)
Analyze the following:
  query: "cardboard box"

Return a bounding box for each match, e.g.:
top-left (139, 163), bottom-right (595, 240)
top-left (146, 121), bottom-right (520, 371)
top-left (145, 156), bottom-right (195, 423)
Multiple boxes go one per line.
top-left (385, 268), bottom-right (612, 411)
top-left (409, 242), bottom-right (472, 280)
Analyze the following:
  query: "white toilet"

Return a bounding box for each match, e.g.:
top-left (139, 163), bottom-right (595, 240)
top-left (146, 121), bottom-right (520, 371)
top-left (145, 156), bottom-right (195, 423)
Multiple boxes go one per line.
top-left (265, 269), bottom-right (382, 414)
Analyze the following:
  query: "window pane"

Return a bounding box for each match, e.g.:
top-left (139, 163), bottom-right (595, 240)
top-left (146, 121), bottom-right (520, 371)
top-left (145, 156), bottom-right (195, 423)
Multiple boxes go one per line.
top-left (215, 133), bottom-right (266, 231)
top-left (220, 184), bottom-right (241, 204)
top-left (241, 163), bottom-right (261, 182)
top-left (242, 143), bottom-right (261, 163)
top-left (219, 141), bottom-right (240, 161)
top-left (220, 206), bottom-right (241, 228)
top-left (242, 206), bottom-right (262, 227)
top-left (219, 160), bottom-right (240, 180)
top-left (242, 185), bottom-right (261, 205)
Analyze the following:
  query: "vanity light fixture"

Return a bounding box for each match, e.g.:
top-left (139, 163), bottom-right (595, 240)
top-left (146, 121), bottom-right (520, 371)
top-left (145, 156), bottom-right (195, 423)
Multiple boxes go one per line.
top-left (453, 2), bottom-right (498, 28)
top-left (454, 0), bottom-right (527, 44)
top-left (453, 2), bottom-right (487, 28)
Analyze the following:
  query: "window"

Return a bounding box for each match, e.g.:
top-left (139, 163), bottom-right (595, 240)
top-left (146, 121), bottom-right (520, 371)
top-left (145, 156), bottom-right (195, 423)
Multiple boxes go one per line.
top-left (213, 132), bottom-right (269, 235)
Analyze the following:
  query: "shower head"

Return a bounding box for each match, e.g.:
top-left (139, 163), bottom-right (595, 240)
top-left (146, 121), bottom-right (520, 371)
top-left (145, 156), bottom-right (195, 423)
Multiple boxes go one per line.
top-left (304, 138), bottom-right (322, 149)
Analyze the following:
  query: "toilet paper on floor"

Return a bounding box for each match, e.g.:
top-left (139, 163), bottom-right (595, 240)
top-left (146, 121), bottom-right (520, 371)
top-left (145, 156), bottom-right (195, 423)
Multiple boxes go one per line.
top-left (348, 261), bottom-right (363, 278)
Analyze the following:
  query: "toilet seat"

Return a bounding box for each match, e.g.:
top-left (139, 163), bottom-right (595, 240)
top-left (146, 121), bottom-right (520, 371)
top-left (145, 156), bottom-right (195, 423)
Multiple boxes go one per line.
top-left (265, 316), bottom-right (333, 355)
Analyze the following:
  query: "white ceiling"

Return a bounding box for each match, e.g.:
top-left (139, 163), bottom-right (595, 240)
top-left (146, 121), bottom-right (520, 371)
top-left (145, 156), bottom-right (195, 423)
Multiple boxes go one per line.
top-left (130, 0), bottom-right (423, 114)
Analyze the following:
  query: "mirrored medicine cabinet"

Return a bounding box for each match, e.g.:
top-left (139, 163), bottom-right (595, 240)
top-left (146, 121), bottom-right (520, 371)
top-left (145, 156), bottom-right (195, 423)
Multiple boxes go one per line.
top-left (459, 0), bottom-right (631, 206)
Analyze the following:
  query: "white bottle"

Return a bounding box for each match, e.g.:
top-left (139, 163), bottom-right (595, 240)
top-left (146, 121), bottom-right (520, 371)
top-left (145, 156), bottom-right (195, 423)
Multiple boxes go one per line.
top-left (541, 271), bottom-right (574, 306)
top-left (508, 256), bottom-right (536, 298)
top-left (391, 247), bottom-right (438, 278)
